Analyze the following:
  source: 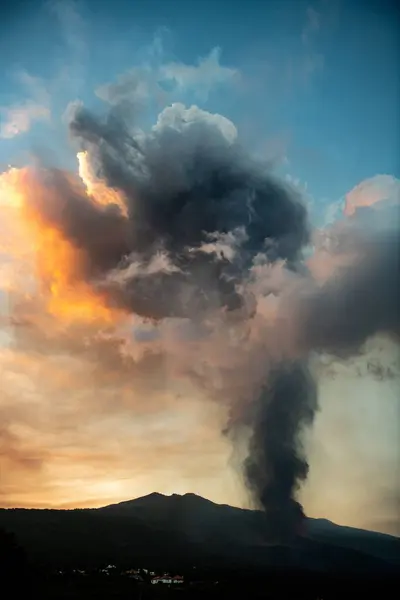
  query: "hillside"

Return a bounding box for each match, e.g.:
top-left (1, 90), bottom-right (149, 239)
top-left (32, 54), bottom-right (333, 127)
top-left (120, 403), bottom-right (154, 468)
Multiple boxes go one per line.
top-left (0, 493), bottom-right (399, 576)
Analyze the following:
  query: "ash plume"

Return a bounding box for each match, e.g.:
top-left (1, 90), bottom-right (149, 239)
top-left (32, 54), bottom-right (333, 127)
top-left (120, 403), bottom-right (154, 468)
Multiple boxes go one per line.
top-left (5, 96), bottom-right (399, 540)
top-left (66, 103), bottom-right (310, 318)
top-left (243, 361), bottom-right (317, 539)
top-left (23, 100), bottom-right (314, 537)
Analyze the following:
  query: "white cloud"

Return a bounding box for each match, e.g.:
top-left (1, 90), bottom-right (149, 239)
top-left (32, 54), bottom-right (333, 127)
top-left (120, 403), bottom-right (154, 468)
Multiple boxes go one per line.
top-left (96, 47), bottom-right (238, 109)
top-left (344, 174), bottom-right (400, 216)
top-left (323, 197), bottom-right (345, 226)
top-left (160, 47), bottom-right (238, 100)
top-left (0, 72), bottom-right (51, 140)
top-left (153, 102), bottom-right (237, 144)
top-left (0, 2), bottom-right (88, 142)
top-left (0, 103), bottom-right (50, 139)
top-left (95, 66), bottom-right (156, 108)
top-left (319, 175), bottom-right (400, 229)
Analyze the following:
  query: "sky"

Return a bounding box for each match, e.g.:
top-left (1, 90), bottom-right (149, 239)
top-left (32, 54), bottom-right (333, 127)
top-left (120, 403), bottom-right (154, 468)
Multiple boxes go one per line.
top-left (0, 0), bottom-right (399, 535)
top-left (1, 0), bottom-right (399, 203)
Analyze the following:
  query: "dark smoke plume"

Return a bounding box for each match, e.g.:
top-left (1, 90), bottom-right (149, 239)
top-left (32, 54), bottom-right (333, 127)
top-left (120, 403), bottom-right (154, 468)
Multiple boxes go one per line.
top-left (37, 101), bottom-right (312, 538)
top-left (244, 362), bottom-right (317, 540)
top-left (66, 103), bottom-right (310, 318)
top-left (25, 100), bottom-right (399, 541)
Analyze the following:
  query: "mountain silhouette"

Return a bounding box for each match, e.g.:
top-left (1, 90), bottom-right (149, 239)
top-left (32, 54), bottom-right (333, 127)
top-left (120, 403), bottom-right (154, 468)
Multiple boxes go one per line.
top-left (0, 493), bottom-right (399, 576)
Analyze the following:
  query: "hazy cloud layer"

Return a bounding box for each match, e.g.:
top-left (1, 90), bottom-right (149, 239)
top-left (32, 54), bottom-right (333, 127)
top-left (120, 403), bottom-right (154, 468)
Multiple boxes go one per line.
top-left (0, 73), bottom-right (51, 139)
top-left (96, 46), bottom-right (238, 112)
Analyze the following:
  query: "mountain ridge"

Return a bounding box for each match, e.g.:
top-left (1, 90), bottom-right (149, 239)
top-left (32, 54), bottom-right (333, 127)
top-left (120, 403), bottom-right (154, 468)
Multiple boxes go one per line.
top-left (99, 492), bottom-right (398, 539)
top-left (98, 492), bottom-right (399, 548)
top-left (1, 492), bottom-right (399, 575)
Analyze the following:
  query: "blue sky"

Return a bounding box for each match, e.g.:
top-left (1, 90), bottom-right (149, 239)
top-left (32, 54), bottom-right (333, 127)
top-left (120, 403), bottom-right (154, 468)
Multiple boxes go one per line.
top-left (0, 0), bottom-right (399, 219)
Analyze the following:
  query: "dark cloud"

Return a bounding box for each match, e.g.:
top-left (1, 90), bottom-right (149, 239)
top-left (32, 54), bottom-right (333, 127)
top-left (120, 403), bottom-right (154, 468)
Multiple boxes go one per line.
top-left (297, 203), bottom-right (400, 357)
top-left (67, 102), bottom-right (310, 319)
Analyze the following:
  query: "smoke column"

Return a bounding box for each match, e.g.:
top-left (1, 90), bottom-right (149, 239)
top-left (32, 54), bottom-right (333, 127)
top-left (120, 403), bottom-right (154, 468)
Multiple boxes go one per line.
top-left (18, 101), bottom-right (313, 538)
top-left (244, 362), bottom-right (317, 539)
top-left (5, 98), bottom-right (398, 540)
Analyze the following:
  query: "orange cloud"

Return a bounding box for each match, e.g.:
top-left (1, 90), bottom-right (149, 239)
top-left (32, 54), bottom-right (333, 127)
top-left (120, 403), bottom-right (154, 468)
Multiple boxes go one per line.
top-left (344, 175), bottom-right (399, 216)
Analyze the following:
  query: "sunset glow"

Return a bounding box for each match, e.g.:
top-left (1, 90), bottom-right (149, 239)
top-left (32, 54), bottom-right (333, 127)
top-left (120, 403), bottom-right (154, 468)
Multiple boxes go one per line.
top-left (0, 161), bottom-right (127, 327)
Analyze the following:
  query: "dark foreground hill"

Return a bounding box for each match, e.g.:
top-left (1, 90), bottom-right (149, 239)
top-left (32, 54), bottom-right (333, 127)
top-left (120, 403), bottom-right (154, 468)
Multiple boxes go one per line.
top-left (0, 492), bottom-right (399, 580)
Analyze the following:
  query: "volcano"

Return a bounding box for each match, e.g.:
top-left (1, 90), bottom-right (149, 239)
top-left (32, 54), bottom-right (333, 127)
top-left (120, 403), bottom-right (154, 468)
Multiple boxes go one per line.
top-left (0, 493), bottom-right (398, 576)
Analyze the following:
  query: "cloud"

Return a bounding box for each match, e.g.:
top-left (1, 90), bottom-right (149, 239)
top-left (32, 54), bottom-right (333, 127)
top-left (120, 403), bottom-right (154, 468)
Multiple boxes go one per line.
top-left (301, 334), bottom-right (400, 535)
top-left (344, 174), bottom-right (400, 216)
top-left (96, 47), bottom-right (238, 109)
top-left (95, 66), bottom-right (158, 110)
top-left (323, 197), bottom-right (344, 226)
top-left (0, 0), bottom-right (87, 142)
top-left (160, 47), bottom-right (239, 100)
top-left (0, 103), bottom-right (50, 139)
top-left (0, 72), bottom-right (51, 140)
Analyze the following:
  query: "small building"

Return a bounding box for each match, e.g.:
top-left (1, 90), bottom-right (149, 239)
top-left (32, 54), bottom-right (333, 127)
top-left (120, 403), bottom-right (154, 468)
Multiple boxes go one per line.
top-left (151, 575), bottom-right (171, 585)
top-left (151, 574), bottom-right (184, 585)
top-left (124, 569), bottom-right (140, 576)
